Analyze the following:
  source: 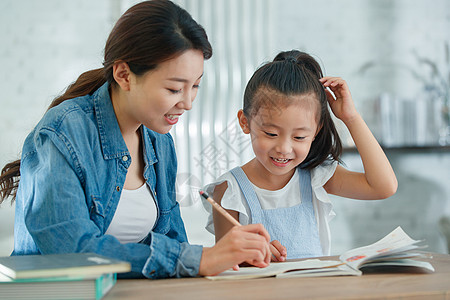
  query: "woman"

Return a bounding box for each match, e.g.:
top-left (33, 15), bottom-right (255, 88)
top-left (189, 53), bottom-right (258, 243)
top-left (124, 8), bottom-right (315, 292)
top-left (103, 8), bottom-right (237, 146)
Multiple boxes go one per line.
top-left (0, 0), bottom-right (271, 279)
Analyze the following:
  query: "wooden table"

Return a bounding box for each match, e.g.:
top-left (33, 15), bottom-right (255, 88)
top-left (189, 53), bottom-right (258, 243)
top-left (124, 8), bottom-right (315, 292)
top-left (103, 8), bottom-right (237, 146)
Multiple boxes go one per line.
top-left (105, 253), bottom-right (450, 299)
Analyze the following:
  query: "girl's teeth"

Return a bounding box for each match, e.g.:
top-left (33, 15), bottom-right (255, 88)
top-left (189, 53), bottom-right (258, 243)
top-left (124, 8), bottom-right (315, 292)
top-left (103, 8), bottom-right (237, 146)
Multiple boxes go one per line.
top-left (273, 158), bottom-right (289, 163)
top-left (166, 114), bottom-right (177, 120)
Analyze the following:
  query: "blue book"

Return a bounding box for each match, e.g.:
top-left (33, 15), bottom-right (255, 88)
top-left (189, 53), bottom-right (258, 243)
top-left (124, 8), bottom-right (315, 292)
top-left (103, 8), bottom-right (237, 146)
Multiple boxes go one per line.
top-left (0, 253), bottom-right (130, 279)
top-left (0, 272), bottom-right (116, 300)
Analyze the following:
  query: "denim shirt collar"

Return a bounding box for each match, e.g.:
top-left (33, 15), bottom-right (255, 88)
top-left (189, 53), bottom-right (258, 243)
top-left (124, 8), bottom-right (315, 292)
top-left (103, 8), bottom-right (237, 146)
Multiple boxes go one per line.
top-left (93, 82), bottom-right (157, 165)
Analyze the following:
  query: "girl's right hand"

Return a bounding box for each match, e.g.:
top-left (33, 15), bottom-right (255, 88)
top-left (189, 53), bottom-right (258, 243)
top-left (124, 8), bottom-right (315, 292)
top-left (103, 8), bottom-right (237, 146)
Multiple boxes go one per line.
top-left (270, 240), bottom-right (287, 262)
top-left (198, 224), bottom-right (272, 276)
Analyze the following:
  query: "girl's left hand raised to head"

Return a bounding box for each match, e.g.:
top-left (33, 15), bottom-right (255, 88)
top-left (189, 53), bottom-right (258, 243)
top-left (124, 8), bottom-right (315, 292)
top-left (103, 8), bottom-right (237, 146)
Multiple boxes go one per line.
top-left (320, 77), bottom-right (358, 124)
top-left (320, 76), bottom-right (398, 200)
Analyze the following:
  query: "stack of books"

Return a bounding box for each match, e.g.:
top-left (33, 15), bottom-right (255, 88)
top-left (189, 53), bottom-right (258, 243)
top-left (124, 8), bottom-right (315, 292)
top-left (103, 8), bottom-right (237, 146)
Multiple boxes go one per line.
top-left (0, 252), bottom-right (131, 300)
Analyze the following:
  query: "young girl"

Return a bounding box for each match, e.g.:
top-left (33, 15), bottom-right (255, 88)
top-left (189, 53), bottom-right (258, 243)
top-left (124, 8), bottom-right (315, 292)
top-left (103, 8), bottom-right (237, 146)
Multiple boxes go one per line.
top-left (202, 50), bottom-right (398, 261)
top-left (0, 0), bottom-right (273, 279)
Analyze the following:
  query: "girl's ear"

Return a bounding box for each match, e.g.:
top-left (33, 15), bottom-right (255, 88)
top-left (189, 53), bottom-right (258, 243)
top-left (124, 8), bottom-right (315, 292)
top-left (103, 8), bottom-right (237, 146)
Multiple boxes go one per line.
top-left (112, 61), bottom-right (132, 91)
top-left (238, 110), bottom-right (250, 134)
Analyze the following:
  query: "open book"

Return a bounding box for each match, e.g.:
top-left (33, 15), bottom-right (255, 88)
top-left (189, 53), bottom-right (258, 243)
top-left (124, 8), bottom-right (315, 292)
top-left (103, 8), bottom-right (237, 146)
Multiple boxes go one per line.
top-left (206, 226), bottom-right (435, 280)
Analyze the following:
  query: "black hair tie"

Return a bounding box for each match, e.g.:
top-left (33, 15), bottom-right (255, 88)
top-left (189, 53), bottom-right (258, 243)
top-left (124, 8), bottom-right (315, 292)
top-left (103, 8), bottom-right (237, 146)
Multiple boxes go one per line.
top-left (284, 57), bottom-right (297, 64)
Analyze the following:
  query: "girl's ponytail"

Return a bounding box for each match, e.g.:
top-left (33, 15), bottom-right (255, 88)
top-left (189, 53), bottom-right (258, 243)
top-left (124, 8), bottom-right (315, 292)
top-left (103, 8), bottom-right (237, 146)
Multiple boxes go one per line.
top-left (273, 50), bottom-right (323, 79)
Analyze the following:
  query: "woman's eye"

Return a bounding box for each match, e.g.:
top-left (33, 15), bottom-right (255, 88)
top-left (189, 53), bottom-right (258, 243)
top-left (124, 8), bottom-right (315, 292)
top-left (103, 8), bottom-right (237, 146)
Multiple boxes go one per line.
top-left (168, 88), bottom-right (182, 94)
top-left (264, 131), bottom-right (277, 137)
top-left (193, 84), bottom-right (200, 89)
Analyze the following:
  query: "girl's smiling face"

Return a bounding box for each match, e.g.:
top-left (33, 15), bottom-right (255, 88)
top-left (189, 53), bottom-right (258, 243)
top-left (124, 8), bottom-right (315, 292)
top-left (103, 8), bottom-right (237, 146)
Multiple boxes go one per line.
top-left (239, 93), bottom-right (320, 179)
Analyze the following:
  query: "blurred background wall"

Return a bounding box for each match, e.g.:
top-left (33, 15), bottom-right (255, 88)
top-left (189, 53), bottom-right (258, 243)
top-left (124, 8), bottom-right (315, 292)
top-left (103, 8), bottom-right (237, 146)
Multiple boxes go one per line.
top-left (1, 0), bottom-right (449, 256)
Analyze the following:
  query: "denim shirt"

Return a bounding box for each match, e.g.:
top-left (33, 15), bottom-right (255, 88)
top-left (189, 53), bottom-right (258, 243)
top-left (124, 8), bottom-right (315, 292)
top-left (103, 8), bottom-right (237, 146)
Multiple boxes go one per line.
top-left (13, 82), bottom-right (203, 279)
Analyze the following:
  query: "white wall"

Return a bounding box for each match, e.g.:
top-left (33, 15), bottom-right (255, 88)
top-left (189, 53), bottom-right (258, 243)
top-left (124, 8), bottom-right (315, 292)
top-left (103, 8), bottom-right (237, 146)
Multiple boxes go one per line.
top-left (0, 0), bottom-right (116, 256)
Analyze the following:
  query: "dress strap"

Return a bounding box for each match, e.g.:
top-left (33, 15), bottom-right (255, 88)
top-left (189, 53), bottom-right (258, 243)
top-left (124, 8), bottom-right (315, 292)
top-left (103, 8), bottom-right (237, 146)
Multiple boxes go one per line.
top-left (299, 168), bottom-right (313, 206)
top-left (229, 167), bottom-right (263, 219)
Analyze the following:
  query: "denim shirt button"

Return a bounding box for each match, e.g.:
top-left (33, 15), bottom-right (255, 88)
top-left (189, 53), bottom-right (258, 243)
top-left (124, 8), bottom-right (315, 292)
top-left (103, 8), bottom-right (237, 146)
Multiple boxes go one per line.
top-left (116, 186), bottom-right (120, 192)
top-left (122, 155), bottom-right (128, 162)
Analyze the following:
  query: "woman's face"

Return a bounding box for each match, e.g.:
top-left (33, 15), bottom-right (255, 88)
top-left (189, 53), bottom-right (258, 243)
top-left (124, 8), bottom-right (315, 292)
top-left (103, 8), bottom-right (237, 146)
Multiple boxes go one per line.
top-left (127, 49), bottom-right (204, 134)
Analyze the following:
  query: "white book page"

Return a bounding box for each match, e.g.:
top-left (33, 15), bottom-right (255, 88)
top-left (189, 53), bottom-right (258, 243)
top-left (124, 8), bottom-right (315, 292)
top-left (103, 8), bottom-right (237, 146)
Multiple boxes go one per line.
top-left (340, 226), bottom-right (421, 270)
top-left (206, 259), bottom-right (343, 280)
top-left (276, 264), bottom-right (362, 278)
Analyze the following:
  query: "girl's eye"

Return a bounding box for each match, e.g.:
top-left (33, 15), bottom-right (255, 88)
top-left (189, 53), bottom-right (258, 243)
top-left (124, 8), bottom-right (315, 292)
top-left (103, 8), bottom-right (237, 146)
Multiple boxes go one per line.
top-left (264, 131), bottom-right (277, 137)
top-left (193, 84), bottom-right (200, 89)
top-left (294, 136), bottom-right (306, 140)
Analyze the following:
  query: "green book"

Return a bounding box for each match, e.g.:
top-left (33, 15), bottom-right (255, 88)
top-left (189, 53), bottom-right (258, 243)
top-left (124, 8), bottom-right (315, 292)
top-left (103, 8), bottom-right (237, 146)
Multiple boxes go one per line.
top-left (0, 253), bottom-right (131, 279)
top-left (0, 272), bottom-right (116, 300)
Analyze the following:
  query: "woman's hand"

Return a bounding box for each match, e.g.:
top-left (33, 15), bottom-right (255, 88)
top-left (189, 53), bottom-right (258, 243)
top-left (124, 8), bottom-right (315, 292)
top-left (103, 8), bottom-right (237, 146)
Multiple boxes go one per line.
top-left (320, 77), bottom-right (358, 124)
top-left (198, 224), bottom-right (272, 276)
top-left (270, 240), bottom-right (287, 262)
top-left (237, 240), bottom-right (287, 267)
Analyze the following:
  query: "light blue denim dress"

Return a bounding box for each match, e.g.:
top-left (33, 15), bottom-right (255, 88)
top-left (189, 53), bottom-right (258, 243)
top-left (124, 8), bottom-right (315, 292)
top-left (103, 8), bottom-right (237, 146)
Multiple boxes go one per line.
top-left (12, 82), bottom-right (202, 279)
top-left (230, 167), bottom-right (323, 259)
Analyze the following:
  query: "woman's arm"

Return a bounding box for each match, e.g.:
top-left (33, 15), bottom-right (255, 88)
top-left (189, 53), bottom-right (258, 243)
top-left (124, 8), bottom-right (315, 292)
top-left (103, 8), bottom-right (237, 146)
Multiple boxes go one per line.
top-left (320, 77), bottom-right (398, 200)
top-left (16, 128), bottom-right (203, 279)
top-left (17, 130), bottom-right (154, 273)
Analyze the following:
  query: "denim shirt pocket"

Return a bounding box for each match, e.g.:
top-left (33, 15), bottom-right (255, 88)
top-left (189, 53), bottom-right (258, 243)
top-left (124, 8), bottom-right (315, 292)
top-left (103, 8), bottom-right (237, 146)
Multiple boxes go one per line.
top-left (89, 195), bottom-right (106, 231)
top-left (153, 207), bottom-right (171, 235)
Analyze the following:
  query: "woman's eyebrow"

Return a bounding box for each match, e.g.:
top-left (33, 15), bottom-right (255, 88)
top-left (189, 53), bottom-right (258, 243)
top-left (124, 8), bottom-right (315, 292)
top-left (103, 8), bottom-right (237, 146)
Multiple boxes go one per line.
top-left (167, 73), bottom-right (204, 82)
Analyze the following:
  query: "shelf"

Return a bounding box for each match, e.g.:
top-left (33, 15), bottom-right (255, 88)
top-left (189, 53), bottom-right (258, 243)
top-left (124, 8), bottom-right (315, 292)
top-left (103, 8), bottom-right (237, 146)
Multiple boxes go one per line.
top-left (343, 145), bottom-right (450, 154)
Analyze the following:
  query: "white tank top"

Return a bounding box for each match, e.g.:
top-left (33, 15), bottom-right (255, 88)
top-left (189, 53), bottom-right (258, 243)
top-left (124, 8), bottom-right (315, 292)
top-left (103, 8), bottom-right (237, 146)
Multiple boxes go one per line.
top-left (105, 183), bottom-right (157, 244)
